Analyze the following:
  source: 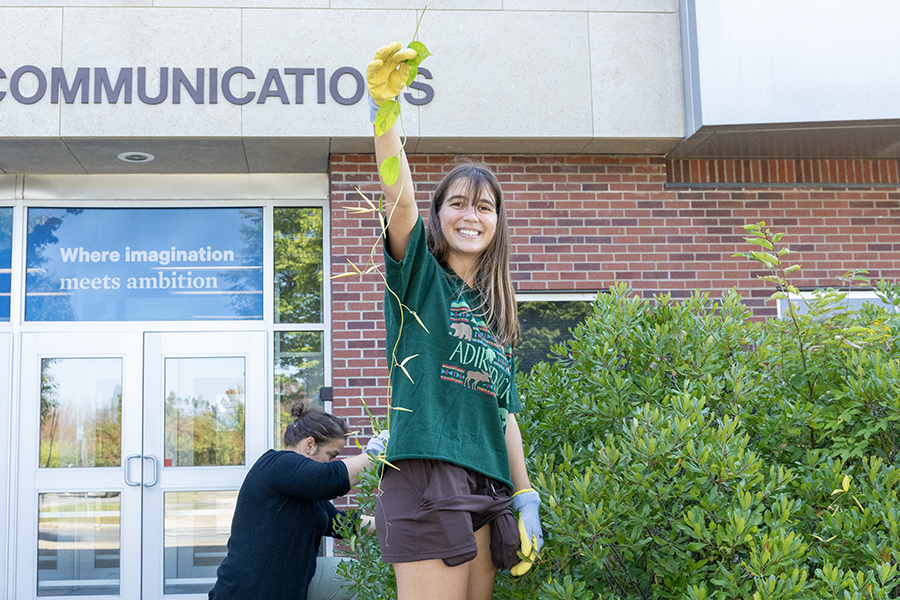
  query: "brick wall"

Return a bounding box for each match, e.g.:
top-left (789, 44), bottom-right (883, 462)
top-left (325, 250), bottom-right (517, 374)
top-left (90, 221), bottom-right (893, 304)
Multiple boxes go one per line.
top-left (330, 154), bottom-right (900, 435)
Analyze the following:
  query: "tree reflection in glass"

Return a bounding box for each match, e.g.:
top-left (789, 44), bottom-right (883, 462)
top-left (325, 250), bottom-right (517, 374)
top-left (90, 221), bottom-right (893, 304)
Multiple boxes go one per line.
top-left (164, 357), bottom-right (245, 467)
top-left (274, 208), bottom-right (323, 324)
top-left (274, 332), bottom-right (324, 450)
top-left (39, 358), bottom-right (122, 469)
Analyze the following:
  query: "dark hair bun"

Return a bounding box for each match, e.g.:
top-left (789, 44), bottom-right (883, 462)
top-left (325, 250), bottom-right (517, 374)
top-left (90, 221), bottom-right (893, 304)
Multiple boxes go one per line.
top-left (290, 401), bottom-right (313, 420)
top-left (283, 401), bottom-right (349, 448)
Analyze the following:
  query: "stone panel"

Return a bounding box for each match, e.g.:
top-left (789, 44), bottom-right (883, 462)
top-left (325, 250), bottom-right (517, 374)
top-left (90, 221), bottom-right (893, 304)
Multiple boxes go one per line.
top-left (417, 10), bottom-right (593, 138)
top-left (0, 9), bottom-right (63, 136)
top-left (590, 10), bottom-right (684, 139)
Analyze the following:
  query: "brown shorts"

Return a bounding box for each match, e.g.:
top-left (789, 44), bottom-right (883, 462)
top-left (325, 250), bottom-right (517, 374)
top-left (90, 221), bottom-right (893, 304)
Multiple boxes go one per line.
top-left (374, 459), bottom-right (519, 569)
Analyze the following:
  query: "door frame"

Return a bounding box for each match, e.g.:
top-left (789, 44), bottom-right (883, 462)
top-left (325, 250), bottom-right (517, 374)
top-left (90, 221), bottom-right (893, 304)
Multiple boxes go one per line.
top-left (15, 331), bottom-right (144, 600)
top-left (141, 330), bottom-right (267, 599)
top-left (12, 329), bottom-right (268, 600)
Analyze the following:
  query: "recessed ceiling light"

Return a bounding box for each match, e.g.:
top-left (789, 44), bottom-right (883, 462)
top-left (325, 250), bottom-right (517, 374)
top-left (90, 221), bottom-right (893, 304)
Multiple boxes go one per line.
top-left (117, 151), bottom-right (155, 163)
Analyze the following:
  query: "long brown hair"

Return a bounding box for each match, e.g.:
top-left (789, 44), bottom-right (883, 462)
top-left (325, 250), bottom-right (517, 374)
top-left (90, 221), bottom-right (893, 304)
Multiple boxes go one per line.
top-left (426, 161), bottom-right (520, 347)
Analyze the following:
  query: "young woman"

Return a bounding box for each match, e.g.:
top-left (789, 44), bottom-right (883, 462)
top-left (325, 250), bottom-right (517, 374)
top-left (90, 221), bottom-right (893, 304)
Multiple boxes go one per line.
top-left (366, 43), bottom-right (544, 600)
top-left (208, 402), bottom-right (385, 600)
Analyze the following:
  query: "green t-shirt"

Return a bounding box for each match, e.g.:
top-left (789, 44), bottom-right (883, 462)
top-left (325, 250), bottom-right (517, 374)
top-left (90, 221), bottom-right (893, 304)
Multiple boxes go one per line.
top-left (383, 216), bottom-right (521, 489)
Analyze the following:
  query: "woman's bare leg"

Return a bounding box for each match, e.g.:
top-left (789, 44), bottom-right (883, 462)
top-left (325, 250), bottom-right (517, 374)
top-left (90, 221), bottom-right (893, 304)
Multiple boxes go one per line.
top-left (394, 559), bottom-right (469, 600)
top-left (465, 525), bottom-right (497, 600)
top-left (393, 527), bottom-right (496, 600)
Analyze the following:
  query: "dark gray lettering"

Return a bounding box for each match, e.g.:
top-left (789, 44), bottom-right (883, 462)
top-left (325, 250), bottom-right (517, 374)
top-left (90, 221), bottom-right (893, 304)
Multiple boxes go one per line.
top-left (209, 67), bottom-right (218, 104)
top-left (94, 67), bottom-right (133, 104)
top-left (11, 65), bottom-right (47, 104)
top-left (329, 67), bottom-right (364, 106)
top-left (284, 68), bottom-right (314, 104)
top-left (173, 68), bottom-right (204, 104)
top-left (316, 68), bottom-right (326, 104)
top-left (222, 67), bottom-right (255, 105)
top-left (137, 67), bottom-right (168, 104)
top-left (51, 67), bottom-right (90, 104)
top-left (405, 67), bottom-right (434, 106)
top-left (257, 68), bottom-right (289, 104)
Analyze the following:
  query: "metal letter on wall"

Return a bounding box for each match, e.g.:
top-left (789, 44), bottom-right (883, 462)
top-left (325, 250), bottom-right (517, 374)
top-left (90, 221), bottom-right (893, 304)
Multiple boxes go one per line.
top-left (25, 207), bottom-right (263, 321)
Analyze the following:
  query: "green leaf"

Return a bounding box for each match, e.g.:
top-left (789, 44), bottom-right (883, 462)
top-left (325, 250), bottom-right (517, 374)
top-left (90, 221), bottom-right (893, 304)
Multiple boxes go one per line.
top-left (374, 100), bottom-right (400, 138)
top-left (380, 155), bottom-right (400, 186)
top-left (750, 251), bottom-right (780, 267)
top-left (407, 41), bottom-right (432, 67)
top-left (747, 238), bottom-right (774, 250)
top-left (405, 65), bottom-right (419, 88)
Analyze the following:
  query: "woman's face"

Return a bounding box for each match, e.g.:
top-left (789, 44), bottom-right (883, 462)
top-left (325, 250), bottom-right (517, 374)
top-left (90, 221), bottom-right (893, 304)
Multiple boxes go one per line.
top-left (297, 437), bottom-right (345, 463)
top-left (437, 179), bottom-right (498, 261)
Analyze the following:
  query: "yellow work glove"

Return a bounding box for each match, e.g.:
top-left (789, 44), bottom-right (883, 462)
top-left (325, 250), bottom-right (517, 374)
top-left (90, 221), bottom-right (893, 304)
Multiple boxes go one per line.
top-left (510, 488), bottom-right (542, 576)
top-left (366, 42), bottom-right (418, 106)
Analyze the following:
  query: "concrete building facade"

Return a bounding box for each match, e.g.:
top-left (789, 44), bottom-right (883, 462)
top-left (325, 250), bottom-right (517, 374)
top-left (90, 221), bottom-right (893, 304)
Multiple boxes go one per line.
top-left (1, 1), bottom-right (899, 597)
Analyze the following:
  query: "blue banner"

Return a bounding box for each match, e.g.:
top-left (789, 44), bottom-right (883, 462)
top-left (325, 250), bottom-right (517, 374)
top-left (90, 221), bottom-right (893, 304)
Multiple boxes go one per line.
top-left (26, 207), bottom-right (263, 321)
top-left (0, 207), bottom-right (11, 321)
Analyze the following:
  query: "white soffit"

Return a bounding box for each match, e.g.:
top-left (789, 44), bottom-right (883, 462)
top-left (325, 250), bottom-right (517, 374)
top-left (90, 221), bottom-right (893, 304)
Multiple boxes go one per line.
top-left (21, 173), bottom-right (329, 200)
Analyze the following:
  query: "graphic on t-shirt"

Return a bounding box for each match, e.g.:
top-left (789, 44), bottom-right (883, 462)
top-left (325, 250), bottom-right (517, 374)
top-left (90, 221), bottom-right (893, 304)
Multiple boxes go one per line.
top-left (465, 369), bottom-right (491, 388)
top-left (442, 300), bottom-right (512, 400)
top-left (450, 322), bottom-right (473, 340)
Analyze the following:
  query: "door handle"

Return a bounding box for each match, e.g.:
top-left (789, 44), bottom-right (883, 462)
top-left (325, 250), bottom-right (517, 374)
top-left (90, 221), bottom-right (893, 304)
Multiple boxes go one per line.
top-left (143, 455), bottom-right (159, 487)
top-left (124, 454), bottom-right (142, 486)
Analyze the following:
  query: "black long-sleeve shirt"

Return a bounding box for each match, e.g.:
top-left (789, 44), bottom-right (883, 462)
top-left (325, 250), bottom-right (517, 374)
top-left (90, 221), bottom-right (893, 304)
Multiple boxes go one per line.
top-left (209, 449), bottom-right (352, 600)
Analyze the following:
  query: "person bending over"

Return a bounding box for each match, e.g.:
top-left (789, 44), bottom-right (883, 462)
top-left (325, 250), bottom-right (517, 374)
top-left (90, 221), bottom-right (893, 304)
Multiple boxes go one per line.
top-left (208, 402), bottom-right (387, 600)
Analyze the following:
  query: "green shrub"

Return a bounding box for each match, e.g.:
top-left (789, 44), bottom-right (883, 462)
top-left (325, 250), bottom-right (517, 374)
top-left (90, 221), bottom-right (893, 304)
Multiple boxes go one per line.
top-left (340, 223), bottom-right (900, 599)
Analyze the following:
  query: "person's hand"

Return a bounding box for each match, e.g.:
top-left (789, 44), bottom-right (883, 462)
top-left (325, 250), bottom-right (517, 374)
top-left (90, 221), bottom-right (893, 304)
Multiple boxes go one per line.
top-left (366, 42), bottom-right (418, 106)
top-left (364, 430), bottom-right (390, 456)
top-left (510, 489), bottom-right (543, 576)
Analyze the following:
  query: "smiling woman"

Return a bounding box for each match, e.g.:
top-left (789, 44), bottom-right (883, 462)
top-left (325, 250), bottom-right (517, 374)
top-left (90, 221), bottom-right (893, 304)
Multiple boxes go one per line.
top-left (367, 42), bottom-right (542, 600)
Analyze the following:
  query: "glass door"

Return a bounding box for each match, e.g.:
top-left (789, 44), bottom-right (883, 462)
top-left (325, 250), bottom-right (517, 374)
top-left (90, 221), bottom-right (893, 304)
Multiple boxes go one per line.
top-left (17, 332), bottom-right (143, 599)
top-left (16, 331), bottom-right (267, 600)
top-left (142, 331), bottom-right (266, 599)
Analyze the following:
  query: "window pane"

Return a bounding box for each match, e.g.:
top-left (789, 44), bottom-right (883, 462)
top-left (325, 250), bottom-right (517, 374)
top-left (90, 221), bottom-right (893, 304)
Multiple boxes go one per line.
top-left (274, 332), bottom-right (325, 450)
top-left (0, 206), bottom-right (11, 320)
top-left (780, 290), bottom-right (900, 317)
top-left (38, 492), bottom-right (121, 596)
top-left (164, 357), bottom-right (245, 467)
top-left (516, 300), bottom-right (593, 374)
top-left (40, 358), bottom-right (122, 469)
top-left (274, 207), bottom-right (323, 324)
top-left (164, 490), bottom-right (237, 595)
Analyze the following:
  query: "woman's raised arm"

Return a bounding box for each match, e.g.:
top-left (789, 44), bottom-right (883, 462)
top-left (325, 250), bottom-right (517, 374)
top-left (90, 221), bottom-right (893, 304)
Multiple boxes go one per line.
top-left (367, 42), bottom-right (420, 261)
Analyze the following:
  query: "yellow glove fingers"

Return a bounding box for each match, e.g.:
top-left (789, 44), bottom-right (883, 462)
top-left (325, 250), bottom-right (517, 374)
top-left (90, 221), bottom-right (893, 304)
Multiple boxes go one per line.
top-left (373, 42), bottom-right (401, 61)
top-left (518, 515), bottom-right (532, 556)
top-left (391, 48), bottom-right (418, 63)
top-left (365, 60), bottom-right (384, 81)
top-left (510, 558), bottom-right (533, 577)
